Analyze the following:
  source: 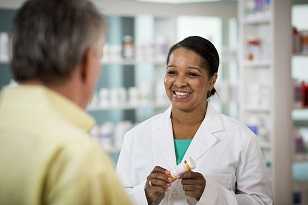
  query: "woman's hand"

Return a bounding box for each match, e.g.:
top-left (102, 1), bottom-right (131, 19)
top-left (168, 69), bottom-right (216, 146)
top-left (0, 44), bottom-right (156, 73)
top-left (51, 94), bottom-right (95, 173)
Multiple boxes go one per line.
top-left (181, 171), bottom-right (206, 201)
top-left (145, 166), bottom-right (173, 205)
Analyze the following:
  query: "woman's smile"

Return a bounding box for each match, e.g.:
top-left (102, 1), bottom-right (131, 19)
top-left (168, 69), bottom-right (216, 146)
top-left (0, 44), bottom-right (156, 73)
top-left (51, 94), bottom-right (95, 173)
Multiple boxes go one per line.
top-left (172, 89), bottom-right (192, 101)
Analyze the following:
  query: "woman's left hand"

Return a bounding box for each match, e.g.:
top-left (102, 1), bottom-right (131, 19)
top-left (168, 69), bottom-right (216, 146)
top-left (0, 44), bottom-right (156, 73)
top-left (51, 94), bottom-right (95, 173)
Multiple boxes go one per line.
top-left (180, 171), bottom-right (206, 201)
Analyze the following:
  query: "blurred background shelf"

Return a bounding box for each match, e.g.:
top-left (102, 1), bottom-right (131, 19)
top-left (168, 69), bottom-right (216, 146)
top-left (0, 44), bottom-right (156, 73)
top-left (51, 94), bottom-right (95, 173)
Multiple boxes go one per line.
top-left (244, 107), bottom-right (271, 113)
top-left (293, 53), bottom-right (308, 57)
top-left (256, 139), bottom-right (271, 149)
top-left (239, 0), bottom-right (293, 203)
top-left (242, 60), bottom-right (271, 68)
top-left (243, 11), bottom-right (271, 25)
top-left (87, 102), bottom-right (169, 111)
top-left (294, 153), bottom-right (308, 162)
top-left (293, 109), bottom-right (308, 127)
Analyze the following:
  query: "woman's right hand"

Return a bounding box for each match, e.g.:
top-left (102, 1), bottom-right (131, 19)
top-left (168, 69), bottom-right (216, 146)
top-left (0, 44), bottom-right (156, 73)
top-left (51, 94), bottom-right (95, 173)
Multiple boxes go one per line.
top-left (145, 166), bottom-right (173, 205)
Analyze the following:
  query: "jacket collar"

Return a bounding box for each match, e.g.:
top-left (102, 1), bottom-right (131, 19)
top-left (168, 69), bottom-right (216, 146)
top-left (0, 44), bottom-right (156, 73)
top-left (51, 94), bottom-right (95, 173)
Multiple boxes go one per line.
top-left (151, 104), bottom-right (225, 170)
top-left (45, 86), bottom-right (95, 132)
top-left (2, 85), bottom-right (95, 133)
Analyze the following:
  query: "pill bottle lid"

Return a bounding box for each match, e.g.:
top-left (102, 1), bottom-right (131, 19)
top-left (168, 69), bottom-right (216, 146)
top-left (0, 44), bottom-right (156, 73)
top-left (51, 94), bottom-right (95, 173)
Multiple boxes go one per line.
top-left (185, 157), bottom-right (196, 170)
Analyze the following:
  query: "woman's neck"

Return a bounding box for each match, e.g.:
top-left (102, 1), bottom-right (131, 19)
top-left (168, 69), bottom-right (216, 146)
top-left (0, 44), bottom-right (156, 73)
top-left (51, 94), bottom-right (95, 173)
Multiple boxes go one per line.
top-left (171, 102), bottom-right (207, 126)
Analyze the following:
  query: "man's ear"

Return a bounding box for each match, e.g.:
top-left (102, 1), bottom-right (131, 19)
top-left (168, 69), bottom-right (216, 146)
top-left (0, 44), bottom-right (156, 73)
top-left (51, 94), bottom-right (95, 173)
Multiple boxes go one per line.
top-left (80, 48), bottom-right (93, 83)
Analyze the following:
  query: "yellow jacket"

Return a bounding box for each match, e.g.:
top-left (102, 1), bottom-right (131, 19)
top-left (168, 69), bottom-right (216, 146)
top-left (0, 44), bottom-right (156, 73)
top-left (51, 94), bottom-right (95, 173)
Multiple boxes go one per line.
top-left (0, 85), bottom-right (132, 205)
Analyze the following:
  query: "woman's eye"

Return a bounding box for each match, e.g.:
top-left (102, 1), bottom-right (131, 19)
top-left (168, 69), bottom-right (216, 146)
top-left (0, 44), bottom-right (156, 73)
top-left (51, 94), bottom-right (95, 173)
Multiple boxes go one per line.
top-left (166, 70), bottom-right (176, 75)
top-left (188, 72), bottom-right (200, 77)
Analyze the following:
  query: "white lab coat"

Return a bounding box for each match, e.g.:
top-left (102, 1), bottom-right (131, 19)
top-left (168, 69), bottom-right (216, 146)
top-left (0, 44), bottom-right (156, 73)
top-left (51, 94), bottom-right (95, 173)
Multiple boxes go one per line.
top-left (116, 104), bottom-right (273, 205)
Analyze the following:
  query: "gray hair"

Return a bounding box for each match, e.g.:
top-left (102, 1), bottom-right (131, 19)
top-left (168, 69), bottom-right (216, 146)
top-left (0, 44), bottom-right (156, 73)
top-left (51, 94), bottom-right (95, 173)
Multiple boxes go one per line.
top-left (11, 0), bottom-right (105, 84)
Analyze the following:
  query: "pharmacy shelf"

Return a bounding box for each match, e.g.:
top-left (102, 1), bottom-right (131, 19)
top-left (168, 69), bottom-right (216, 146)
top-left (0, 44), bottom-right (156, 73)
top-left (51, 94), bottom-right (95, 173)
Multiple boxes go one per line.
top-left (3, 57), bottom-right (166, 66)
top-left (257, 140), bottom-right (271, 149)
top-left (244, 107), bottom-right (271, 113)
top-left (239, 0), bottom-right (293, 203)
top-left (87, 102), bottom-right (169, 112)
top-left (294, 153), bottom-right (308, 162)
top-left (102, 58), bottom-right (165, 66)
top-left (242, 60), bottom-right (272, 68)
top-left (1, 53), bottom-right (237, 67)
top-left (0, 61), bottom-right (9, 65)
top-left (102, 56), bottom-right (238, 66)
top-left (293, 53), bottom-right (308, 57)
top-left (243, 11), bottom-right (272, 25)
top-left (292, 109), bottom-right (308, 121)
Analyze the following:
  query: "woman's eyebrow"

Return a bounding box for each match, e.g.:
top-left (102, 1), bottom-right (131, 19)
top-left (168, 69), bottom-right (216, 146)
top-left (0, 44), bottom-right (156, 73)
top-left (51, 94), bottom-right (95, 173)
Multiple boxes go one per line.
top-left (187, 66), bottom-right (202, 71)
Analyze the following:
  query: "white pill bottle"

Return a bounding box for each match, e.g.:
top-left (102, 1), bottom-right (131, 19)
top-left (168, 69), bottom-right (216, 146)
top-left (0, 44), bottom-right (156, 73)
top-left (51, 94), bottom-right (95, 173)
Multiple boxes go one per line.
top-left (171, 157), bottom-right (196, 180)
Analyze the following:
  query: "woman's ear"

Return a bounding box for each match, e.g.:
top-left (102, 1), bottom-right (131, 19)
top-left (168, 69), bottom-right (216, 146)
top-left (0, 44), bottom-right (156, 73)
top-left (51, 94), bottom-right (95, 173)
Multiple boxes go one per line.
top-left (210, 73), bottom-right (218, 90)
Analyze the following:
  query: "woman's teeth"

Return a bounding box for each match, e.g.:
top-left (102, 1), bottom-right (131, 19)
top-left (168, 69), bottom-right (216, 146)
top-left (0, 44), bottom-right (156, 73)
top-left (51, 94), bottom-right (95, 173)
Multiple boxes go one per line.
top-left (173, 91), bottom-right (190, 98)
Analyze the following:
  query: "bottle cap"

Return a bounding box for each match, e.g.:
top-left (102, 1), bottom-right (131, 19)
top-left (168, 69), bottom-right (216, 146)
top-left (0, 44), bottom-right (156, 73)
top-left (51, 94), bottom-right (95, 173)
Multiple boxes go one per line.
top-left (170, 157), bottom-right (196, 180)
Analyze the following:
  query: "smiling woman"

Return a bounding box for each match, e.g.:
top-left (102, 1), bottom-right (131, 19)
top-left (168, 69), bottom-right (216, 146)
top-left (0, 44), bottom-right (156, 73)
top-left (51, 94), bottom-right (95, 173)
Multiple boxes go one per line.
top-left (165, 48), bottom-right (210, 111)
top-left (116, 36), bottom-right (272, 205)
top-left (164, 36), bottom-right (218, 114)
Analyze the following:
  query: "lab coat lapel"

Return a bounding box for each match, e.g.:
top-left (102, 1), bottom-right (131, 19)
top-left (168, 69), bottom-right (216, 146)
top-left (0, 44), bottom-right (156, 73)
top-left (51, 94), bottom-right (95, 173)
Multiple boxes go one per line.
top-left (184, 104), bottom-right (225, 162)
top-left (151, 107), bottom-right (177, 170)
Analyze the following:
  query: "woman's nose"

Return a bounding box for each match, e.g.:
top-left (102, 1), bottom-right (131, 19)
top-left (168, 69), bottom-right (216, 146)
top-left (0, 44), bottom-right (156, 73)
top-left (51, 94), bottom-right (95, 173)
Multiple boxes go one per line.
top-left (174, 75), bottom-right (187, 87)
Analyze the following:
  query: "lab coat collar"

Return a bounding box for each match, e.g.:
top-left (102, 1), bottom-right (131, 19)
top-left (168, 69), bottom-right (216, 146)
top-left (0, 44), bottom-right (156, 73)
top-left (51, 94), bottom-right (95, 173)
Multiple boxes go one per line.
top-left (151, 106), bottom-right (177, 170)
top-left (184, 103), bottom-right (225, 163)
top-left (151, 103), bottom-right (225, 171)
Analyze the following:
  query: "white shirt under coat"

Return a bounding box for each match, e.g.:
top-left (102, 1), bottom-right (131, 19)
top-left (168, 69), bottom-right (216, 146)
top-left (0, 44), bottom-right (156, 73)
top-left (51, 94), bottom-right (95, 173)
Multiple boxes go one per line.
top-left (116, 104), bottom-right (273, 205)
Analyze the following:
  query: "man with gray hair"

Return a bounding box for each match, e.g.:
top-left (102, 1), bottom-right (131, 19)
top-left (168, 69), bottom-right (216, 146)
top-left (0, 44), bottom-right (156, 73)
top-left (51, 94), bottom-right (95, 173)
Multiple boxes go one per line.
top-left (0, 0), bottom-right (132, 205)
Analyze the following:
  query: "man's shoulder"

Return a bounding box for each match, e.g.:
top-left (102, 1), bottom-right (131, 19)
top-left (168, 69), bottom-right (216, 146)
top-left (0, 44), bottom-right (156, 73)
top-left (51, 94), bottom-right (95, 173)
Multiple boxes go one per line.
top-left (43, 118), bottom-right (103, 163)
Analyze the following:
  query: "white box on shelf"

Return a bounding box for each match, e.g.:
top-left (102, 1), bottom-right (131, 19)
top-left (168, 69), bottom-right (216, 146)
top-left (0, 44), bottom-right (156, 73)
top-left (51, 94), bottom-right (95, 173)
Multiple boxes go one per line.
top-left (98, 88), bottom-right (110, 109)
top-left (128, 87), bottom-right (139, 107)
top-left (292, 109), bottom-right (308, 122)
top-left (243, 60), bottom-right (272, 68)
top-left (0, 32), bottom-right (9, 63)
top-left (243, 11), bottom-right (272, 25)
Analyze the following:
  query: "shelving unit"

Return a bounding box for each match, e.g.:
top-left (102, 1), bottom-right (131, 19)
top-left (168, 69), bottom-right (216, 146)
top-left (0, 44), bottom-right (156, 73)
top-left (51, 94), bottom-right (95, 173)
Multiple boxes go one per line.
top-left (243, 107), bottom-right (271, 113)
top-left (239, 0), bottom-right (293, 204)
top-left (242, 60), bottom-right (271, 68)
top-left (91, 12), bottom-right (240, 161)
top-left (0, 10), bottom-right (13, 89)
top-left (87, 102), bottom-right (169, 112)
top-left (291, 5), bottom-right (308, 203)
top-left (293, 109), bottom-right (308, 122)
top-left (0, 4), bottom-right (240, 163)
top-left (293, 53), bottom-right (308, 57)
top-left (102, 58), bottom-right (165, 66)
top-left (294, 153), bottom-right (308, 162)
top-left (242, 11), bottom-right (271, 25)
top-left (292, 2), bottom-right (308, 164)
